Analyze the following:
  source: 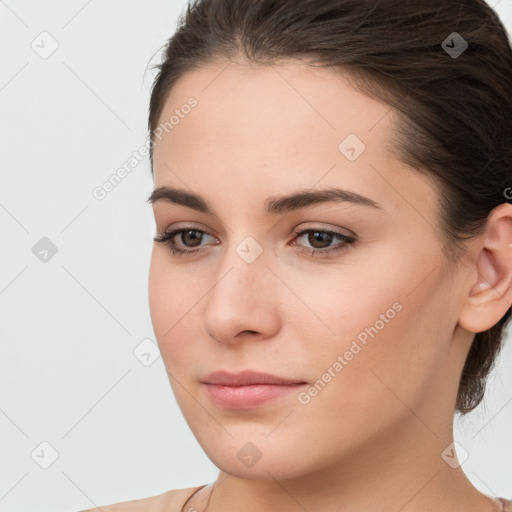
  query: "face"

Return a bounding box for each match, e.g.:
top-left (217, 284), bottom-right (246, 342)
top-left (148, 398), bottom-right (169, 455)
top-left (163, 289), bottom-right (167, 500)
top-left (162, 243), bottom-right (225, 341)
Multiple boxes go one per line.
top-left (148, 59), bottom-right (466, 481)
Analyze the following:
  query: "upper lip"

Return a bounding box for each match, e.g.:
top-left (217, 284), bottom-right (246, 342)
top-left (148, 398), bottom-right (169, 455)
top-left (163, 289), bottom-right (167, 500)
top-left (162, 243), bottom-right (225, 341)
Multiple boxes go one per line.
top-left (202, 370), bottom-right (306, 386)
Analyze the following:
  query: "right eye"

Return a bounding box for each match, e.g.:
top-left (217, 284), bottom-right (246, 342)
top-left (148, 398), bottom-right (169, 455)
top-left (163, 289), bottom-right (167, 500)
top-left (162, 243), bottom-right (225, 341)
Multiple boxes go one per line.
top-left (153, 227), bottom-right (219, 256)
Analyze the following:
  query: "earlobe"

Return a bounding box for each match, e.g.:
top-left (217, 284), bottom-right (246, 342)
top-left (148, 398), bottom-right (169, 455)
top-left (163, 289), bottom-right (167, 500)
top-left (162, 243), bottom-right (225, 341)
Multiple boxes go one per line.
top-left (458, 203), bottom-right (512, 334)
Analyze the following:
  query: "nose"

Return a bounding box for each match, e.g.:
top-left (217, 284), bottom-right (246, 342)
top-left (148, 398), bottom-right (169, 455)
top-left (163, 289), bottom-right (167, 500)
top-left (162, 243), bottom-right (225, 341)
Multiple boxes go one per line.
top-left (202, 243), bottom-right (281, 345)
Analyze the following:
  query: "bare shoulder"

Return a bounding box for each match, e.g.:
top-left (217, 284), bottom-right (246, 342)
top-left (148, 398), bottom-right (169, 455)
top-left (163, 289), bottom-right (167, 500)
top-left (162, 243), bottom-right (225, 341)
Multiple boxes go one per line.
top-left (78, 486), bottom-right (203, 512)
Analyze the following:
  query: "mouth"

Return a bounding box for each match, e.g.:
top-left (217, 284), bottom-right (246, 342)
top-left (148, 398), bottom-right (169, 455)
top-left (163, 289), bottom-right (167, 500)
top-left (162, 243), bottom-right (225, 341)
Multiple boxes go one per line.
top-left (201, 369), bottom-right (308, 409)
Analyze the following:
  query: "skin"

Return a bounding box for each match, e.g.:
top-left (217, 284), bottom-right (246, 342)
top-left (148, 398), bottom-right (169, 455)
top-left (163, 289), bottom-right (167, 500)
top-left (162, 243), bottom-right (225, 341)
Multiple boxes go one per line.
top-left (147, 58), bottom-right (512, 512)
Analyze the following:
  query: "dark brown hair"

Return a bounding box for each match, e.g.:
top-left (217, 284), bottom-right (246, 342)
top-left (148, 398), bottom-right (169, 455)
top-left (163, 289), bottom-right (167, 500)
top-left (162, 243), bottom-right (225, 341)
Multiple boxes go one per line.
top-left (147, 0), bottom-right (512, 414)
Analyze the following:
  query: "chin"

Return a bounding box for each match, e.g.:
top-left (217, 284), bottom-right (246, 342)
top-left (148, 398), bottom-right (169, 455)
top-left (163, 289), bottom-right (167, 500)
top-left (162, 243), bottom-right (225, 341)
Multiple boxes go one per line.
top-left (194, 431), bottom-right (319, 480)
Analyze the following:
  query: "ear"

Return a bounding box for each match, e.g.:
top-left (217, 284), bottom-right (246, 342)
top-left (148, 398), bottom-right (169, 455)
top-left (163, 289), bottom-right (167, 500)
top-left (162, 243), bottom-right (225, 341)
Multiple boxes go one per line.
top-left (458, 202), bottom-right (512, 334)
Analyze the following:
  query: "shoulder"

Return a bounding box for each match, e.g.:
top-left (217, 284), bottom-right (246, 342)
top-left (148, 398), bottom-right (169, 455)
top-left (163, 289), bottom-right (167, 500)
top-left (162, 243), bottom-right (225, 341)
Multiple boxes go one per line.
top-left (78, 485), bottom-right (205, 512)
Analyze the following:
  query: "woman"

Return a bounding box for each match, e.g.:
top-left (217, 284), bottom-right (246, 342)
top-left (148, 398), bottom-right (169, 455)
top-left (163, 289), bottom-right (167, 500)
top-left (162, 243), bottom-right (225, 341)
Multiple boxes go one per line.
top-left (83, 0), bottom-right (512, 510)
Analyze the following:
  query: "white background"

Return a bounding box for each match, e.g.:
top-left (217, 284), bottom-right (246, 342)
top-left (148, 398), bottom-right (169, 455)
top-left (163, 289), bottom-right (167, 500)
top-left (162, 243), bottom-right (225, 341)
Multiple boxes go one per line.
top-left (1, 1), bottom-right (511, 510)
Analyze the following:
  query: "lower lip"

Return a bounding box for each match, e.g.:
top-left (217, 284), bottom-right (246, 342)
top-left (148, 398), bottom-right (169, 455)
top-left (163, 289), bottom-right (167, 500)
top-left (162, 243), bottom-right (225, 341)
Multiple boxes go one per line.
top-left (204, 383), bottom-right (306, 409)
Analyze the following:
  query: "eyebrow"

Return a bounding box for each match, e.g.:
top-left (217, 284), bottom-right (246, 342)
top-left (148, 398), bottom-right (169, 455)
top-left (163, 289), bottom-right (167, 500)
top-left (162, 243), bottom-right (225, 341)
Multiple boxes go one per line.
top-left (146, 186), bottom-right (383, 214)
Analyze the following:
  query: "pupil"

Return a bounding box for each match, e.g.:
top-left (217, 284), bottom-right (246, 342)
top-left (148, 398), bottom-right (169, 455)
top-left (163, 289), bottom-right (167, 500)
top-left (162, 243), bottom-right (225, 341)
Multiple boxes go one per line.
top-left (310, 231), bottom-right (331, 248)
top-left (183, 230), bottom-right (202, 247)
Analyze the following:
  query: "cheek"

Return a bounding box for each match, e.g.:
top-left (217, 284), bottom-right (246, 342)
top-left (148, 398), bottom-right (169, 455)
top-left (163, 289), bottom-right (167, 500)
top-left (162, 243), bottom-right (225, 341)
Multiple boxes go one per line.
top-left (288, 297), bottom-right (435, 448)
top-left (148, 251), bottom-right (170, 337)
top-left (148, 251), bottom-right (183, 348)
top-left (277, 251), bottom-right (404, 365)
top-left (291, 243), bottom-right (451, 409)
top-left (148, 250), bottom-right (206, 362)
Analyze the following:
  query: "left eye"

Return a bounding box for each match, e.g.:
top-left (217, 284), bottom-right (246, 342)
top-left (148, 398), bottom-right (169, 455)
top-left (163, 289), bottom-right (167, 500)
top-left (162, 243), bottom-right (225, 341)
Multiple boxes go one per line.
top-left (153, 227), bottom-right (355, 257)
top-left (291, 228), bottom-right (355, 255)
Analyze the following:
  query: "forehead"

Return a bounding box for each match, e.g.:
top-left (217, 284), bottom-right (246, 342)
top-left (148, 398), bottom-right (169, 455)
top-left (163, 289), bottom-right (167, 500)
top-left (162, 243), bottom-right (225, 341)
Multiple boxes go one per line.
top-left (151, 59), bottom-right (438, 223)
top-left (153, 59), bottom-right (392, 164)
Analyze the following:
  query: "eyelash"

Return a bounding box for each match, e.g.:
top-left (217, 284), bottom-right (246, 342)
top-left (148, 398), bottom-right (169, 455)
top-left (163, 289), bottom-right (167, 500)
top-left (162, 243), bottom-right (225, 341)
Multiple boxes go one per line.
top-left (153, 227), bottom-right (356, 257)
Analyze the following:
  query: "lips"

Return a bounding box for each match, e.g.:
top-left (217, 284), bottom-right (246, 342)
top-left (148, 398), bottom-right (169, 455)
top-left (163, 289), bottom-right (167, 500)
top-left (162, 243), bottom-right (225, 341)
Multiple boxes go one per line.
top-left (201, 370), bottom-right (308, 409)
top-left (201, 369), bottom-right (307, 386)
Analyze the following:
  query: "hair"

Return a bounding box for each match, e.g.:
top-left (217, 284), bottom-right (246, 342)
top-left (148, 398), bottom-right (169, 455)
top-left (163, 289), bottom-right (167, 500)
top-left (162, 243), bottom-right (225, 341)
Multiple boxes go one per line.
top-left (147, 0), bottom-right (512, 415)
